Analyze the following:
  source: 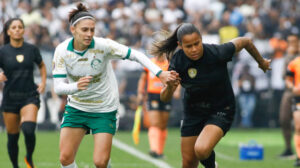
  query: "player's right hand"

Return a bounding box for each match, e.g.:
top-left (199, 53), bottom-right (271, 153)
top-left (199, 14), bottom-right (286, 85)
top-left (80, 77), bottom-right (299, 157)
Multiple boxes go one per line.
top-left (77, 76), bottom-right (93, 90)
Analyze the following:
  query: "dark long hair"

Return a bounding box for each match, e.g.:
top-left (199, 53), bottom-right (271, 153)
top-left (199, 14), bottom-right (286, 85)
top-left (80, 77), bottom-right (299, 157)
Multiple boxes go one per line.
top-left (69, 3), bottom-right (90, 24)
top-left (3, 18), bottom-right (25, 45)
top-left (150, 23), bottom-right (201, 61)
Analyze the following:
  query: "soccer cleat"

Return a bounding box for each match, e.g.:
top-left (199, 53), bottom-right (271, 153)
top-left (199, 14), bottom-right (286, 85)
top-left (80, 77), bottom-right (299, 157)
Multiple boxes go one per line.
top-left (24, 157), bottom-right (35, 168)
top-left (279, 149), bottom-right (295, 159)
top-left (149, 151), bottom-right (164, 159)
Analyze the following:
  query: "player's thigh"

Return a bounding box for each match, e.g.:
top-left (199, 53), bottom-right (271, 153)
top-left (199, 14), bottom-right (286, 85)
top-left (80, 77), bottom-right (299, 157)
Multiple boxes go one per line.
top-left (20, 104), bottom-right (39, 122)
top-left (181, 136), bottom-right (198, 162)
top-left (2, 112), bottom-right (20, 133)
top-left (60, 127), bottom-right (86, 157)
top-left (158, 111), bottom-right (169, 129)
top-left (195, 124), bottom-right (223, 153)
top-left (148, 110), bottom-right (161, 126)
top-left (93, 133), bottom-right (113, 161)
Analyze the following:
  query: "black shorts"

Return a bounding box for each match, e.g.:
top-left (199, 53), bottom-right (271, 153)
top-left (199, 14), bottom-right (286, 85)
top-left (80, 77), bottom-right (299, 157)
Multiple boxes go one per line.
top-left (292, 96), bottom-right (300, 112)
top-left (181, 100), bottom-right (235, 137)
top-left (147, 93), bottom-right (172, 112)
top-left (1, 92), bottom-right (40, 114)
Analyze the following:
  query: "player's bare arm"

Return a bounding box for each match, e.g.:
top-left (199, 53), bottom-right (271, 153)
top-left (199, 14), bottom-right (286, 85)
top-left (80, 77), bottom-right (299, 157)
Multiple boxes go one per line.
top-left (230, 37), bottom-right (271, 73)
top-left (160, 71), bottom-right (181, 102)
top-left (37, 61), bottom-right (47, 94)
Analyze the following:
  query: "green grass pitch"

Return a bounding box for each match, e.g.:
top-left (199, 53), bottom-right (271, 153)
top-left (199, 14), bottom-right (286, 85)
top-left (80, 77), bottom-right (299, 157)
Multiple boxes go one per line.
top-left (0, 128), bottom-right (295, 168)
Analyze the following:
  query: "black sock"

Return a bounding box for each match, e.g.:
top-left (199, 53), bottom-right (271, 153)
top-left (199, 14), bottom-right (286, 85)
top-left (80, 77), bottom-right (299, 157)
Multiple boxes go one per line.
top-left (21, 122), bottom-right (36, 165)
top-left (7, 133), bottom-right (20, 168)
top-left (200, 150), bottom-right (215, 168)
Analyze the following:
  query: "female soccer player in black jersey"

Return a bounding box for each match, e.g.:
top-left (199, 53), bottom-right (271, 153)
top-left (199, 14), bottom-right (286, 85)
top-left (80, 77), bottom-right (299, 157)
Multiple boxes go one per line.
top-left (152, 23), bottom-right (270, 168)
top-left (0, 18), bottom-right (47, 168)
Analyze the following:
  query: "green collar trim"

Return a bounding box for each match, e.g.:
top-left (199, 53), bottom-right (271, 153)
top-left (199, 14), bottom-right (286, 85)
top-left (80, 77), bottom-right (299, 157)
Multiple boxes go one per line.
top-left (67, 38), bottom-right (95, 56)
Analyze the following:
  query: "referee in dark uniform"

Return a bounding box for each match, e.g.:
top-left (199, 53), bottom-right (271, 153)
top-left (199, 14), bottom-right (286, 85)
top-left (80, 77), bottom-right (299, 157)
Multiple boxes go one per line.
top-left (0, 18), bottom-right (47, 168)
top-left (150, 23), bottom-right (271, 168)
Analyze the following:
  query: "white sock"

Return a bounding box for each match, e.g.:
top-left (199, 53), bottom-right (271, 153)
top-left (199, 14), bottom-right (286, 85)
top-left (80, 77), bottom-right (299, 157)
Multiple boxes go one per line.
top-left (61, 161), bottom-right (78, 168)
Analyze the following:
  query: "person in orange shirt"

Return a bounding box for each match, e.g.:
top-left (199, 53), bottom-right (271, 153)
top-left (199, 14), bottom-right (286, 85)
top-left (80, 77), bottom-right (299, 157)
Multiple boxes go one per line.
top-left (286, 52), bottom-right (300, 167)
top-left (137, 54), bottom-right (181, 158)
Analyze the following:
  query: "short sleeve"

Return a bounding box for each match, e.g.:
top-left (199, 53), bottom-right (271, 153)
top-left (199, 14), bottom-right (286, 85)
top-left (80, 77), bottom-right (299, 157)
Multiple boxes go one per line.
top-left (33, 46), bottom-right (43, 65)
top-left (168, 53), bottom-right (177, 71)
top-left (104, 39), bottom-right (131, 60)
top-left (52, 46), bottom-right (67, 78)
top-left (216, 42), bottom-right (236, 62)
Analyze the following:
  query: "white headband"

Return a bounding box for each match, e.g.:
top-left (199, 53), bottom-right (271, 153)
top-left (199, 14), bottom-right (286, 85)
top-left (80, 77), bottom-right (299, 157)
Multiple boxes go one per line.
top-left (71, 16), bottom-right (95, 26)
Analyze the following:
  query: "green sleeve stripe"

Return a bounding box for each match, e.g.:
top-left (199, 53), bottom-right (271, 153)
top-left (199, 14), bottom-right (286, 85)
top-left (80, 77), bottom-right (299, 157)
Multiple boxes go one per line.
top-left (124, 48), bottom-right (131, 60)
top-left (53, 74), bottom-right (67, 78)
top-left (155, 70), bottom-right (162, 77)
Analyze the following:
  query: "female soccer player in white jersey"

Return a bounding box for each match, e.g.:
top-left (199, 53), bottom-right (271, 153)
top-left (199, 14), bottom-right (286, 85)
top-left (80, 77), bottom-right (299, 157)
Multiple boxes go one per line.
top-left (52, 3), bottom-right (179, 168)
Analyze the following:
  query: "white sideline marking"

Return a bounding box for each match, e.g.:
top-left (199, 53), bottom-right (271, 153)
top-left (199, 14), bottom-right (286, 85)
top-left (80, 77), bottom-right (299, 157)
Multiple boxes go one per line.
top-left (216, 151), bottom-right (238, 162)
top-left (113, 138), bottom-right (173, 168)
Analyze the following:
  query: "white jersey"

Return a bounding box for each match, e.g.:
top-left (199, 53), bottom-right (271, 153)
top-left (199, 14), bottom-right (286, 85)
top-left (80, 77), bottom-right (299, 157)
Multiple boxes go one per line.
top-left (52, 37), bottom-right (133, 113)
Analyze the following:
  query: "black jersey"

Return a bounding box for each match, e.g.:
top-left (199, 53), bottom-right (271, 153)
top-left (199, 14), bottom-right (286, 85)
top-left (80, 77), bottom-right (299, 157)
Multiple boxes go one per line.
top-left (169, 42), bottom-right (236, 110)
top-left (0, 42), bottom-right (42, 99)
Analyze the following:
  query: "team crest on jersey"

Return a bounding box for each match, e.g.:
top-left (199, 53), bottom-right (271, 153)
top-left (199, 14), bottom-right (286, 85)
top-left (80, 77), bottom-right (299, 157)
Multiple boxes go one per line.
top-left (91, 57), bottom-right (102, 70)
top-left (188, 68), bottom-right (197, 78)
top-left (16, 54), bottom-right (24, 63)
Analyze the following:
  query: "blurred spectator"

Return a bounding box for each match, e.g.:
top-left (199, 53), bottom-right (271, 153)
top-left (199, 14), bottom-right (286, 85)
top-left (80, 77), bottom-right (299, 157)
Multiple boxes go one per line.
top-left (238, 64), bottom-right (256, 128)
top-left (219, 10), bottom-right (239, 43)
top-left (278, 33), bottom-right (299, 159)
top-left (1, 0), bottom-right (300, 130)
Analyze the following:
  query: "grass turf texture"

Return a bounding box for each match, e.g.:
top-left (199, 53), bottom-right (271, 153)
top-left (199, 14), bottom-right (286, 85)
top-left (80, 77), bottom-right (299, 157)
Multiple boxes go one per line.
top-left (0, 128), bottom-right (295, 168)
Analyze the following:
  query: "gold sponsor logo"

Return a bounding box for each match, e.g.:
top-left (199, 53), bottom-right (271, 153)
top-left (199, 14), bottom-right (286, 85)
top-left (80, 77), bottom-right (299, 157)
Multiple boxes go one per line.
top-left (188, 68), bottom-right (197, 79)
top-left (78, 58), bottom-right (88, 62)
top-left (68, 72), bottom-right (101, 83)
top-left (89, 49), bottom-right (104, 54)
top-left (57, 58), bottom-right (65, 68)
top-left (72, 95), bottom-right (103, 103)
top-left (16, 55), bottom-right (24, 63)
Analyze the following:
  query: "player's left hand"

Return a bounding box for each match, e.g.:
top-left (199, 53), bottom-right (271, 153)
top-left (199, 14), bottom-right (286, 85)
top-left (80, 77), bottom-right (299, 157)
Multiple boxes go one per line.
top-left (158, 70), bottom-right (180, 86)
top-left (259, 59), bottom-right (271, 73)
top-left (37, 82), bottom-right (46, 94)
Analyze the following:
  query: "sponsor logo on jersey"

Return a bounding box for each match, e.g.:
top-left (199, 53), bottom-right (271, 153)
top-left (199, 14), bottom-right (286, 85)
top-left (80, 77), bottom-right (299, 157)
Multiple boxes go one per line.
top-left (78, 58), bottom-right (88, 62)
top-left (16, 54), bottom-right (24, 63)
top-left (188, 68), bottom-right (197, 78)
top-left (216, 111), bottom-right (226, 117)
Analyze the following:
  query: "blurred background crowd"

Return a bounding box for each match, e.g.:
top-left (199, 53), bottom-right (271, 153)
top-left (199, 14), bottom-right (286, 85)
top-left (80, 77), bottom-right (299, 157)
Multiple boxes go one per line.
top-left (1, 0), bottom-right (300, 130)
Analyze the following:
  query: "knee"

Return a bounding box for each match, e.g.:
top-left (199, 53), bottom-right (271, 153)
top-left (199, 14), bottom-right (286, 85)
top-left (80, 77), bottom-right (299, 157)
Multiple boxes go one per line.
top-left (94, 157), bottom-right (109, 168)
top-left (21, 122), bottom-right (36, 135)
top-left (182, 158), bottom-right (198, 168)
top-left (60, 153), bottom-right (74, 166)
top-left (194, 146), bottom-right (211, 161)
